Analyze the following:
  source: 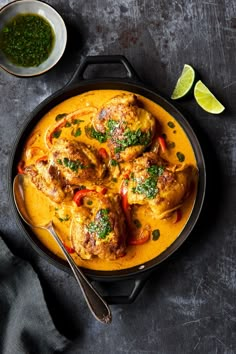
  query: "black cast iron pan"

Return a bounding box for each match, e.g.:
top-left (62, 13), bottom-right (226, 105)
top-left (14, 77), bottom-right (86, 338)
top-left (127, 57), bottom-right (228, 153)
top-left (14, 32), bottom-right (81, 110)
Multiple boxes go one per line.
top-left (9, 55), bottom-right (206, 304)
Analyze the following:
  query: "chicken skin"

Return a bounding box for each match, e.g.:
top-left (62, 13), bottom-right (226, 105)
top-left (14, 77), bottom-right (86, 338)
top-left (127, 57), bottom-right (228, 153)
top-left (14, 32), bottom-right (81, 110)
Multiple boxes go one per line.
top-left (92, 93), bottom-right (156, 161)
top-left (49, 139), bottom-right (105, 185)
top-left (70, 191), bottom-right (127, 260)
top-left (125, 152), bottom-right (197, 219)
top-left (24, 139), bottom-right (105, 203)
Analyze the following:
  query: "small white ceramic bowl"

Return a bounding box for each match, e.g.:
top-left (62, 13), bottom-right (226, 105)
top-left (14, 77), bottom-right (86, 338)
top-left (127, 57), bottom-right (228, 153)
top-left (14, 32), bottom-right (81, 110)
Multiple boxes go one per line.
top-left (0, 0), bottom-right (67, 77)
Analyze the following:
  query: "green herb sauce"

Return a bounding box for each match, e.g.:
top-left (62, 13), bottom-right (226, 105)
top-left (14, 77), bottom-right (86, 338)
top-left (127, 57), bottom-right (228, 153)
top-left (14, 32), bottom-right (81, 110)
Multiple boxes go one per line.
top-left (0, 14), bottom-right (55, 67)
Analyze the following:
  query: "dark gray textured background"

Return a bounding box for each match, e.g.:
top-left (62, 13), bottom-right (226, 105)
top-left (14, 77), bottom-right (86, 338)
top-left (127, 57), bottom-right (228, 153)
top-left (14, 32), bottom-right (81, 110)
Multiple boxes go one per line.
top-left (0, 0), bottom-right (236, 353)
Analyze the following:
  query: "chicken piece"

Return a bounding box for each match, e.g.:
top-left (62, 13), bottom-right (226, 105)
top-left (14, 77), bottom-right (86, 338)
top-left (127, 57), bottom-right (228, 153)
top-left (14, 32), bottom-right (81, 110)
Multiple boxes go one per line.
top-left (70, 191), bottom-right (127, 260)
top-left (49, 139), bottom-right (105, 185)
top-left (125, 152), bottom-right (197, 219)
top-left (24, 139), bottom-right (105, 203)
top-left (24, 159), bottom-right (67, 203)
top-left (92, 93), bottom-right (156, 161)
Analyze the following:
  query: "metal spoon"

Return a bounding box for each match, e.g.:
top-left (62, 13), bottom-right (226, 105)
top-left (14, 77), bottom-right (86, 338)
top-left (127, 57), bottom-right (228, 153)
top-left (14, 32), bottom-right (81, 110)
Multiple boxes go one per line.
top-left (13, 174), bottom-right (112, 324)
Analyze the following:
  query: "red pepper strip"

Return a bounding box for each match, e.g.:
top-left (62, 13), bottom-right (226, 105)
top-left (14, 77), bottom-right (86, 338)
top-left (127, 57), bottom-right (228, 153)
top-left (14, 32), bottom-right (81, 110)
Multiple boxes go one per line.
top-left (158, 136), bottom-right (167, 153)
top-left (99, 187), bottom-right (107, 195)
top-left (47, 121), bottom-right (66, 145)
top-left (46, 108), bottom-right (97, 147)
top-left (17, 160), bottom-right (25, 174)
top-left (120, 180), bottom-right (132, 228)
top-left (63, 243), bottom-right (75, 253)
top-left (98, 148), bottom-right (108, 159)
top-left (173, 209), bottom-right (182, 223)
top-left (128, 232), bottom-right (150, 245)
top-left (73, 189), bottom-right (92, 206)
top-left (36, 155), bottom-right (48, 163)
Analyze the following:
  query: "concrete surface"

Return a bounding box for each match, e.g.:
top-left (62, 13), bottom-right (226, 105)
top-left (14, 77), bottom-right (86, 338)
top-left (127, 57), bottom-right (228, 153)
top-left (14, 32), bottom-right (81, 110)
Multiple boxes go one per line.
top-left (0, 0), bottom-right (236, 353)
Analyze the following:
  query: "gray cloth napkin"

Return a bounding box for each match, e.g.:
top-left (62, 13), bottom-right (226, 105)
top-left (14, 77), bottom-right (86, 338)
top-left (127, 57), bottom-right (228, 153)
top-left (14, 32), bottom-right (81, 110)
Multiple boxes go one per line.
top-left (0, 235), bottom-right (71, 354)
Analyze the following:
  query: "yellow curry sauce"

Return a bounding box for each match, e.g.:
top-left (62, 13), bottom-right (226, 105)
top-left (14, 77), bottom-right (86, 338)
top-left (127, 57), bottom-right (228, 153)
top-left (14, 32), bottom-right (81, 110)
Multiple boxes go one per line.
top-left (20, 90), bottom-right (198, 271)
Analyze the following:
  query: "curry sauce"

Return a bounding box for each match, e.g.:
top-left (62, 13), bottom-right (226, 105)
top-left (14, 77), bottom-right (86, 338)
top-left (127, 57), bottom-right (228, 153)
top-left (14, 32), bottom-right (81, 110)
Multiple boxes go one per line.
top-left (20, 90), bottom-right (198, 271)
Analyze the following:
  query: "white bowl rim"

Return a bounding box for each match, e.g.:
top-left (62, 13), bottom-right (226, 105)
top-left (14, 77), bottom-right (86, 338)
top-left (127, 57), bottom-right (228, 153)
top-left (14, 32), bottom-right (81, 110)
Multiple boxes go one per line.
top-left (0, 0), bottom-right (67, 77)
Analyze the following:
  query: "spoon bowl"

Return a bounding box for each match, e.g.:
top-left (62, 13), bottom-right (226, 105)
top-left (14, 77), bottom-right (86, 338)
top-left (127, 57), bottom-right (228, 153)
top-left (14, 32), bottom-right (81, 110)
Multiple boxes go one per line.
top-left (13, 174), bottom-right (112, 324)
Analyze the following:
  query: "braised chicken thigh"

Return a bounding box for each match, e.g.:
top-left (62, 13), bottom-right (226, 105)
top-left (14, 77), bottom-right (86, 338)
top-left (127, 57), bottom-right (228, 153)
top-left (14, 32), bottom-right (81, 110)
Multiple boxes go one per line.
top-left (49, 139), bottom-right (105, 184)
top-left (92, 93), bottom-right (156, 161)
top-left (70, 191), bottom-right (126, 260)
top-left (125, 152), bottom-right (196, 219)
top-left (24, 139), bottom-right (105, 203)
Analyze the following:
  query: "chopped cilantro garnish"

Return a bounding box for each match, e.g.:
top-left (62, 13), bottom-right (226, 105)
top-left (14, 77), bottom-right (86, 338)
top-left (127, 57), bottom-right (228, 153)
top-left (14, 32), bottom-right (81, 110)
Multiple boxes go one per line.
top-left (72, 119), bottom-right (84, 124)
top-left (147, 165), bottom-right (164, 177)
top-left (77, 185), bottom-right (86, 191)
top-left (52, 130), bottom-right (62, 139)
top-left (87, 209), bottom-right (112, 239)
top-left (167, 121), bottom-right (175, 128)
top-left (63, 157), bottom-right (84, 172)
top-left (176, 152), bottom-right (185, 162)
top-left (65, 122), bottom-right (71, 128)
top-left (55, 113), bottom-right (67, 121)
top-left (85, 126), bottom-right (107, 143)
top-left (110, 159), bottom-right (118, 166)
top-left (133, 219), bottom-right (142, 228)
top-left (107, 119), bottom-right (120, 134)
top-left (124, 178), bottom-right (129, 186)
top-left (152, 229), bottom-right (160, 240)
top-left (72, 127), bottom-right (82, 137)
top-left (131, 164), bottom-right (164, 200)
top-left (113, 128), bottom-right (151, 153)
top-left (168, 141), bottom-right (176, 149)
top-left (132, 177), bottom-right (158, 199)
top-left (58, 215), bottom-right (70, 222)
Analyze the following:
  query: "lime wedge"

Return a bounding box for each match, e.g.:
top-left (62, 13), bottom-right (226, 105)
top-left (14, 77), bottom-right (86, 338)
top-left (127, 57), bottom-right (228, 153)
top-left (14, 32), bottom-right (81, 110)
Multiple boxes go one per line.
top-left (171, 64), bottom-right (195, 100)
top-left (194, 80), bottom-right (225, 114)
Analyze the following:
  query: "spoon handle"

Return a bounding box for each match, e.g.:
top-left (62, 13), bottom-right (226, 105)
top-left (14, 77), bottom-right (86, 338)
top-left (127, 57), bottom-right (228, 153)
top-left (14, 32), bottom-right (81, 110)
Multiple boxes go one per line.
top-left (47, 224), bottom-right (112, 324)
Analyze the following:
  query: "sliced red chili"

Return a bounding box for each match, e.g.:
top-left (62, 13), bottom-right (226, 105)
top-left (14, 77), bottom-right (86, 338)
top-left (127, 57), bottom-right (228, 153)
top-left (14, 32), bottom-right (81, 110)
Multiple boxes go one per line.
top-left (63, 243), bottom-right (75, 253)
top-left (36, 155), bottom-right (48, 163)
top-left (17, 160), bottom-right (25, 174)
top-left (98, 148), bottom-right (108, 159)
top-left (128, 229), bottom-right (150, 245)
top-left (173, 208), bottom-right (182, 223)
top-left (48, 121), bottom-right (66, 144)
top-left (99, 187), bottom-right (108, 195)
top-left (158, 136), bottom-right (167, 153)
top-left (73, 189), bottom-right (92, 206)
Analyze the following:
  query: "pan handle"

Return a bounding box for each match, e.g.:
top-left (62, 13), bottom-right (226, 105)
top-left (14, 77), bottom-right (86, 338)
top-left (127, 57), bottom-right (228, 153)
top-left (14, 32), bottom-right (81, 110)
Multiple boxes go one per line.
top-left (92, 274), bottom-right (149, 305)
top-left (66, 55), bottom-right (140, 85)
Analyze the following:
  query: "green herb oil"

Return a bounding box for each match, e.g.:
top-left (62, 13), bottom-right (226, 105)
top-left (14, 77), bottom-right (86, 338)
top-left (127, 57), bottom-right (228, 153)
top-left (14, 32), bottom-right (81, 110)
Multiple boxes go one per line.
top-left (0, 14), bottom-right (55, 67)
